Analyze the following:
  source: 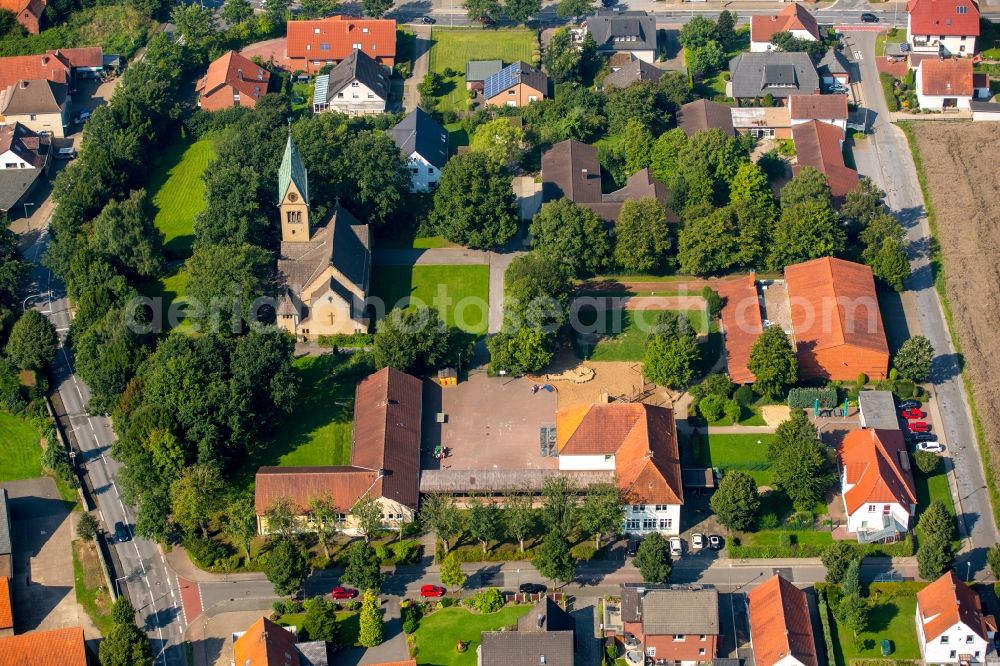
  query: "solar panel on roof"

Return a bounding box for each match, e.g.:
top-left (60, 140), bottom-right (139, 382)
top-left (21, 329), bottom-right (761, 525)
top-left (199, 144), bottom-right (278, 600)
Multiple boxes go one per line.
top-left (313, 74), bottom-right (329, 104)
top-left (484, 63), bottom-right (520, 100)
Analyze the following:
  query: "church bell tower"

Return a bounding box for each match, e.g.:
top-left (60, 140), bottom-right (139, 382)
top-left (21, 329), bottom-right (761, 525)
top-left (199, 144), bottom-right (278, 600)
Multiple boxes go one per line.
top-left (278, 134), bottom-right (311, 242)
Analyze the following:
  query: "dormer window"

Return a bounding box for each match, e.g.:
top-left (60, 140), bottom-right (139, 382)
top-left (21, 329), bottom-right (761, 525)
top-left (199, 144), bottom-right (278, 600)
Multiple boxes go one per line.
top-left (956, 5), bottom-right (967, 13)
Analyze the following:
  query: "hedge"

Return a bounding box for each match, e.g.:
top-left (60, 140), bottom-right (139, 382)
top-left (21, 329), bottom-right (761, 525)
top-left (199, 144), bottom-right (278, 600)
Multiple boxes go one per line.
top-left (880, 72), bottom-right (900, 111)
top-left (730, 535), bottom-right (913, 560)
top-left (788, 387), bottom-right (839, 409)
top-left (317, 333), bottom-right (373, 347)
top-left (816, 589), bottom-right (837, 666)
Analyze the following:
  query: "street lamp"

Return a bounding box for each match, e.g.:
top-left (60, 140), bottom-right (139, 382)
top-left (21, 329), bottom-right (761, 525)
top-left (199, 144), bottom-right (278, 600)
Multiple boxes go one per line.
top-left (22, 291), bottom-right (51, 312)
top-left (114, 575), bottom-right (128, 597)
top-left (23, 202), bottom-right (33, 220)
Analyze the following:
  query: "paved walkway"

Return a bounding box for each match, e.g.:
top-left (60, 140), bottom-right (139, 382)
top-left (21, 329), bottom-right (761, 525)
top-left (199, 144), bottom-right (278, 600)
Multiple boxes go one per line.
top-left (402, 25), bottom-right (432, 112)
top-left (373, 248), bottom-right (491, 266)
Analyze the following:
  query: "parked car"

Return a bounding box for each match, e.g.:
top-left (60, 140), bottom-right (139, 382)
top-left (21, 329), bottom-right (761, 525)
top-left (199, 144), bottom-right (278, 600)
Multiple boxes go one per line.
top-left (330, 586), bottom-right (357, 600)
top-left (519, 583), bottom-right (546, 594)
top-left (669, 536), bottom-right (683, 557)
top-left (420, 584), bottom-right (446, 598)
top-left (114, 521), bottom-right (130, 542)
top-left (708, 535), bottom-right (724, 550)
top-left (861, 12), bottom-right (879, 22)
top-left (916, 441), bottom-right (945, 453)
top-left (627, 536), bottom-right (641, 557)
top-left (55, 147), bottom-right (76, 160)
top-left (909, 432), bottom-right (937, 443)
top-left (830, 84), bottom-right (849, 94)
top-left (73, 110), bottom-right (91, 124)
top-left (898, 400), bottom-right (921, 410)
top-left (908, 421), bottom-right (931, 433)
top-left (902, 408), bottom-right (926, 420)
top-left (691, 533), bottom-right (705, 550)
top-left (418, 15), bottom-right (436, 23)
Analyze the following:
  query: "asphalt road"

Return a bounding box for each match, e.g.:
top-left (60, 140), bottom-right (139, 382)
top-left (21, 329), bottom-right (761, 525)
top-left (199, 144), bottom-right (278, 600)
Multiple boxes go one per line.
top-left (18, 221), bottom-right (187, 666)
top-left (848, 29), bottom-right (1000, 577)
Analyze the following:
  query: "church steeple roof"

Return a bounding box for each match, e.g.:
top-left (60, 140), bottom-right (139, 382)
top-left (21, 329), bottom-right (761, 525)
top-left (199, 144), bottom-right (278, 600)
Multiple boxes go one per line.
top-left (278, 134), bottom-right (309, 206)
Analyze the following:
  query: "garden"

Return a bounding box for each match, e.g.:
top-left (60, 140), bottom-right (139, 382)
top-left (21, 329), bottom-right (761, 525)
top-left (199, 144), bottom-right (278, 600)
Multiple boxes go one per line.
top-left (821, 583), bottom-right (923, 666)
top-left (408, 592), bottom-right (533, 665)
top-left (371, 264), bottom-right (491, 335)
top-left (573, 307), bottom-right (708, 362)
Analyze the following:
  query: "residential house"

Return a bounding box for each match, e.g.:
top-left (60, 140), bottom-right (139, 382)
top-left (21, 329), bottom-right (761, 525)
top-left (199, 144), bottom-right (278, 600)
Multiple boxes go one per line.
top-left (973, 72), bottom-right (990, 99)
top-left (557, 403), bottom-right (683, 535)
top-left (274, 135), bottom-right (371, 339)
top-left (791, 120), bottom-right (858, 202)
top-left (286, 15), bottom-right (397, 74)
top-left (615, 585), bottom-right (719, 663)
top-left (785, 257), bottom-right (889, 381)
top-left (51, 47), bottom-right (105, 79)
top-left (916, 571), bottom-right (993, 664)
top-left (0, 122), bottom-right (49, 218)
top-left (907, 0), bottom-right (979, 56)
top-left (465, 59), bottom-right (502, 92)
top-left (602, 57), bottom-right (664, 88)
top-left (747, 575), bottom-right (818, 666)
top-left (234, 617), bottom-right (332, 665)
top-left (586, 11), bottom-right (658, 63)
top-left (858, 390), bottom-right (901, 430)
top-left (676, 99), bottom-right (736, 137)
top-left (311, 48), bottom-right (388, 116)
top-left (479, 598), bottom-right (575, 666)
top-left (255, 367), bottom-right (421, 535)
top-left (196, 50), bottom-right (270, 111)
top-left (839, 428), bottom-right (916, 543)
top-left (0, 0), bottom-right (44, 34)
top-left (818, 47), bottom-right (852, 86)
top-left (789, 94), bottom-right (849, 132)
top-left (730, 106), bottom-right (793, 139)
top-left (0, 48), bottom-right (105, 92)
top-left (728, 52), bottom-right (820, 103)
top-left (541, 139), bottom-right (671, 222)
top-left (0, 627), bottom-right (88, 665)
top-left (916, 57), bottom-right (973, 110)
top-left (483, 61), bottom-right (549, 108)
top-left (387, 108), bottom-right (448, 192)
top-left (0, 79), bottom-right (68, 137)
top-left (750, 4), bottom-right (820, 52)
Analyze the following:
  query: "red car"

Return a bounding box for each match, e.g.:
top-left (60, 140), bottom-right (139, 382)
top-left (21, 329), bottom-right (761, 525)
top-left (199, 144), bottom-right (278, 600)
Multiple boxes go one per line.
top-left (901, 408), bottom-right (926, 420)
top-left (330, 586), bottom-right (358, 600)
top-left (908, 421), bottom-right (930, 433)
top-left (420, 584), bottom-right (446, 598)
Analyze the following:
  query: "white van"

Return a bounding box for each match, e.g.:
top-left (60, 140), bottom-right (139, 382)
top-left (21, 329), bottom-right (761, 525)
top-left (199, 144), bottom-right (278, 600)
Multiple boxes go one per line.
top-left (56, 147), bottom-right (76, 160)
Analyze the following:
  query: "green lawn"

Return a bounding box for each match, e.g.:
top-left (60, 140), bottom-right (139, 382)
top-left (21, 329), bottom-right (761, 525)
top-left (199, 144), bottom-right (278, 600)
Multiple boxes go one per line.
top-left (428, 28), bottom-right (537, 113)
top-left (742, 530), bottom-right (833, 547)
top-left (147, 136), bottom-right (215, 259)
top-left (875, 28), bottom-right (908, 57)
top-left (277, 611), bottom-right (359, 645)
top-left (414, 606), bottom-right (532, 665)
top-left (371, 264), bottom-right (490, 335)
top-left (828, 593), bottom-right (920, 663)
top-left (141, 266), bottom-right (191, 333)
top-left (574, 307), bottom-right (709, 362)
top-left (0, 411), bottom-right (41, 481)
top-left (72, 541), bottom-right (114, 636)
top-left (290, 82), bottom-right (313, 115)
top-left (915, 465), bottom-right (960, 548)
top-left (692, 433), bottom-right (777, 486)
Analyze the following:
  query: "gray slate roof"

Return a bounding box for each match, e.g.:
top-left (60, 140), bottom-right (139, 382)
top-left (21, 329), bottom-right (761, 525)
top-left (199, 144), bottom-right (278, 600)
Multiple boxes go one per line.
top-left (318, 48), bottom-right (388, 104)
top-left (0, 166), bottom-right (42, 214)
top-left (728, 52), bottom-right (820, 98)
top-left (859, 390), bottom-right (900, 431)
top-left (621, 587), bottom-right (720, 636)
top-left (277, 204), bottom-right (370, 300)
top-left (479, 632), bottom-right (574, 666)
top-left (387, 108), bottom-right (449, 168)
top-left (296, 640), bottom-right (330, 665)
top-left (466, 59), bottom-right (503, 82)
top-left (518, 597), bottom-right (575, 634)
top-left (587, 10), bottom-right (658, 53)
top-left (0, 489), bottom-right (10, 556)
top-left (603, 59), bottom-right (664, 88)
top-left (970, 100), bottom-right (1000, 112)
top-left (0, 79), bottom-right (67, 115)
top-left (676, 99), bottom-right (736, 137)
top-left (818, 47), bottom-right (850, 76)
top-left (278, 134), bottom-right (309, 206)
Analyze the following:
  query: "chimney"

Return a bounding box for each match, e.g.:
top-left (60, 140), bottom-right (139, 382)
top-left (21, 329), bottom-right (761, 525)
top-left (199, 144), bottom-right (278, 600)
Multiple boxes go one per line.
top-left (537, 613), bottom-right (545, 629)
top-left (238, 69), bottom-right (244, 81)
top-left (20, 80), bottom-right (28, 89)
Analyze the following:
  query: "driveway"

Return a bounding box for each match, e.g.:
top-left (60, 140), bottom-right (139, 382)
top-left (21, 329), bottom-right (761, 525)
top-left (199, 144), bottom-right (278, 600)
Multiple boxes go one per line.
top-left (403, 25), bottom-right (432, 112)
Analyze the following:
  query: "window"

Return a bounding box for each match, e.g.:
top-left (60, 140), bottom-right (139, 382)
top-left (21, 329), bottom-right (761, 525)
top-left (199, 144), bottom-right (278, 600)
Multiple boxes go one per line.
top-left (868, 504), bottom-right (876, 512)
top-left (699, 648), bottom-right (706, 656)
top-left (29, 114), bottom-right (36, 121)
top-left (941, 636), bottom-right (950, 645)
top-left (655, 505), bottom-right (669, 511)
top-left (699, 635), bottom-right (706, 641)
top-left (427, 167), bottom-right (434, 174)
top-left (363, 27), bottom-right (369, 33)
top-left (658, 519), bottom-right (672, 530)
top-left (674, 635), bottom-right (685, 642)
top-left (508, 89), bottom-right (515, 95)
top-left (605, 454), bottom-right (613, 462)
top-left (314, 27), bottom-right (321, 33)
top-left (411, 168), bottom-right (418, 174)
top-left (368, 93), bottom-right (375, 99)
top-left (949, 651), bottom-right (957, 659)
top-left (956, 5), bottom-right (967, 13)
top-left (353, 42), bottom-right (362, 49)
top-left (975, 652), bottom-right (981, 658)
top-left (633, 505), bottom-right (645, 513)
top-left (967, 635), bottom-right (975, 644)
top-left (351, 81), bottom-right (360, 87)
top-left (337, 513), bottom-right (346, 521)
top-left (642, 519), bottom-right (656, 530)
top-left (626, 519), bottom-right (640, 530)
top-left (337, 92), bottom-right (344, 98)
top-left (646, 648), bottom-right (656, 657)
top-left (320, 43), bottom-right (330, 51)
top-left (4, 163), bottom-right (15, 168)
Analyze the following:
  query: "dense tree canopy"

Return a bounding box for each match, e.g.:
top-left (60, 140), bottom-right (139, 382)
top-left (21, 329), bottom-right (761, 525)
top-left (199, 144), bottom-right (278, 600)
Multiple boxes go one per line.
top-left (894, 336), bottom-right (934, 382)
top-left (6, 309), bottom-right (57, 370)
top-left (780, 166), bottom-right (832, 210)
top-left (92, 189), bottom-right (165, 279)
top-left (710, 470), bottom-right (759, 531)
top-left (184, 242), bottom-right (274, 331)
top-left (767, 201), bottom-right (845, 270)
top-left (643, 311), bottom-right (700, 389)
top-left (371, 307), bottom-right (469, 375)
top-left (677, 205), bottom-right (741, 275)
top-left (432, 152), bottom-right (518, 249)
top-left (530, 199), bottom-right (610, 277)
top-left (614, 198), bottom-right (672, 273)
top-left (747, 325), bottom-right (797, 398)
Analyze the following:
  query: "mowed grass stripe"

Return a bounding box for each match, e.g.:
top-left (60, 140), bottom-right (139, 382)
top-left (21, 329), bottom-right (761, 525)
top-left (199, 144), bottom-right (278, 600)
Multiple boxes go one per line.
top-left (148, 136), bottom-right (215, 258)
top-left (371, 264), bottom-right (491, 335)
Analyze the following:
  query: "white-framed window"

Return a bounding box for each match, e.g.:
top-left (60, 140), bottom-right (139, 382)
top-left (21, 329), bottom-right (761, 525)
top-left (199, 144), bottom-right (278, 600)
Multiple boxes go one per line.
top-left (658, 519), bottom-right (672, 530)
top-left (941, 636), bottom-right (950, 645)
top-left (949, 651), bottom-right (957, 659)
top-left (699, 648), bottom-right (706, 656)
top-left (646, 648), bottom-right (656, 657)
top-left (674, 635), bottom-right (685, 641)
top-left (353, 42), bottom-right (362, 49)
top-left (351, 81), bottom-right (359, 87)
top-left (868, 504), bottom-right (876, 512)
top-left (605, 454), bottom-right (613, 462)
top-left (634, 505), bottom-right (645, 513)
top-left (626, 518), bottom-right (640, 530)
top-left (313, 28), bottom-right (320, 33)
top-left (508, 89), bottom-right (515, 95)
top-left (699, 635), bottom-right (706, 641)
top-left (957, 5), bottom-right (967, 13)
top-left (642, 519), bottom-right (656, 530)
top-left (655, 505), bottom-right (669, 511)
top-left (363, 26), bottom-right (369, 32)
top-left (967, 635), bottom-right (975, 644)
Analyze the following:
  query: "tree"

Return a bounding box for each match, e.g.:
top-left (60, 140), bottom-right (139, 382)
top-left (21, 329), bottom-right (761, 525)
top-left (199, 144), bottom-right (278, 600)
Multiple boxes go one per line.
top-left (262, 0), bottom-right (290, 23)
top-left (869, 239), bottom-right (909, 291)
top-left (470, 118), bottom-right (525, 169)
top-left (221, 0), bottom-right (253, 24)
top-left (503, 490), bottom-right (536, 552)
top-left (0, 226), bottom-right (29, 310)
top-left (623, 118), bottom-right (653, 176)
top-left (467, 498), bottom-right (504, 554)
top-left (689, 41), bottom-right (727, 76)
top-left (92, 190), bottom-right (165, 279)
top-left (579, 483), bottom-right (624, 549)
top-left (504, 0), bottom-right (541, 23)
top-left (643, 312), bottom-right (700, 389)
top-left (987, 543), bottom-right (1000, 580)
top-left (768, 409), bottom-right (819, 460)
top-left (184, 242), bottom-right (273, 331)
top-left (309, 494), bottom-right (342, 558)
top-left (747, 326), bottom-right (797, 398)
top-left (544, 27), bottom-right (582, 82)
top-left (860, 212), bottom-right (905, 261)
top-left (464, 0), bottom-right (501, 21)
top-left (302, 597), bottom-right (338, 642)
top-left (362, 0), bottom-right (392, 16)
top-left (340, 131), bottom-right (411, 226)
top-left (530, 199), bottom-right (610, 277)
top-left (421, 493), bottom-right (463, 554)
top-left (100, 599), bottom-right (153, 666)
top-left (767, 201), bottom-right (845, 270)
top-left (555, 0), bottom-right (592, 19)
top-left (371, 308), bottom-right (467, 376)
top-left (635, 532), bottom-right (673, 583)
top-left (822, 542), bottom-right (858, 583)
top-left (677, 205), bottom-right (742, 275)
top-left (299, 0), bottom-right (341, 16)
top-left (710, 471), bottom-right (760, 531)
top-left (917, 500), bottom-right (955, 544)
top-left (533, 532), bottom-right (575, 584)
top-left (917, 536), bottom-right (953, 581)
top-left (342, 542), bottom-right (384, 592)
top-left (614, 198), bottom-right (671, 273)
top-left (6, 309), bottom-right (57, 370)
top-left (840, 178), bottom-right (886, 226)
top-left (111, 596), bottom-right (136, 627)
top-left (772, 436), bottom-right (833, 510)
top-left (894, 336), bottom-right (934, 382)
top-left (223, 495), bottom-right (258, 565)
top-left (679, 15), bottom-right (720, 49)
top-left (170, 3), bottom-right (218, 49)
top-left (266, 539), bottom-right (310, 597)
top-left (842, 557), bottom-right (862, 597)
top-left (780, 166), bottom-right (832, 210)
top-left (432, 153), bottom-right (518, 250)
top-left (837, 594), bottom-right (870, 638)
top-left (729, 163), bottom-right (775, 211)
top-left (170, 464), bottom-right (224, 537)
top-left (264, 498), bottom-right (296, 540)
top-left (650, 128), bottom-right (689, 184)
top-left (358, 588), bottom-right (384, 647)
top-left (486, 327), bottom-right (555, 375)
top-left (352, 493), bottom-right (383, 543)
top-left (716, 10), bottom-right (737, 48)
top-left (540, 476), bottom-right (577, 538)
top-left (771, 31), bottom-right (825, 57)
top-left (77, 512), bottom-right (99, 541)
top-left (439, 551), bottom-right (467, 588)
top-left (914, 449), bottom-right (940, 474)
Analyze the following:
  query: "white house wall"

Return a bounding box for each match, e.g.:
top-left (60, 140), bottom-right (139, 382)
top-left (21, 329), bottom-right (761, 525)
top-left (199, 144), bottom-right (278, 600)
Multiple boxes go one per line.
top-left (846, 502), bottom-right (911, 534)
top-left (917, 611), bottom-right (989, 664)
top-left (0, 149), bottom-right (33, 169)
top-left (321, 80), bottom-right (386, 116)
top-left (407, 151), bottom-right (440, 192)
top-left (623, 504), bottom-right (681, 535)
top-left (790, 117), bottom-right (847, 133)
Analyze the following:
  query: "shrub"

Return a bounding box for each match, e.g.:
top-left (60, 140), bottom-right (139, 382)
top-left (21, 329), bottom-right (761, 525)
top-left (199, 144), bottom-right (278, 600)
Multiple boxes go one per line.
top-left (389, 540), bottom-right (421, 564)
top-left (375, 544), bottom-right (389, 562)
top-left (184, 537), bottom-right (233, 570)
top-left (894, 379), bottom-right (916, 400)
top-left (345, 600), bottom-right (361, 611)
top-left (701, 286), bottom-right (723, 317)
top-left (77, 513), bottom-right (99, 541)
top-left (759, 513), bottom-right (780, 530)
top-left (317, 333), bottom-right (374, 348)
top-left (733, 384), bottom-right (754, 406)
top-left (699, 394), bottom-right (726, 421)
top-left (787, 387), bottom-right (838, 409)
top-left (471, 588), bottom-right (505, 613)
top-left (272, 601), bottom-right (284, 616)
top-left (856, 373), bottom-right (868, 386)
top-left (723, 400), bottom-right (741, 423)
top-left (914, 450), bottom-right (940, 474)
top-left (571, 544), bottom-right (597, 561)
top-left (880, 73), bottom-right (900, 111)
top-left (778, 533), bottom-right (793, 547)
top-left (440, 597), bottom-right (456, 607)
top-left (284, 599), bottom-right (303, 614)
top-left (786, 511), bottom-right (814, 530)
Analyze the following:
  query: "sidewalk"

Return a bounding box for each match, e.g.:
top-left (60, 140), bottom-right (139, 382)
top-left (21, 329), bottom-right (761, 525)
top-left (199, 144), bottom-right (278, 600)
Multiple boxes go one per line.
top-left (164, 545), bottom-right (267, 584)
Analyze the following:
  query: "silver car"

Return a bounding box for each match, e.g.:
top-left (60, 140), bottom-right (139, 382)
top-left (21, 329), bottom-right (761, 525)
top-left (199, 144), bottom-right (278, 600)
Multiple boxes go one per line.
top-left (691, 533), bottom-right (705, 550)
top-left (669, 536), bottom-right (683, 557)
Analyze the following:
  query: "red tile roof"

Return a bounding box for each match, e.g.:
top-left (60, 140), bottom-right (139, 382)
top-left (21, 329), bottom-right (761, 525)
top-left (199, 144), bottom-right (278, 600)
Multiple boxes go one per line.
top-left (255, 466), bottom-right (378, 514)
top-left (748, 575), bottom-right (818, 666)
top-left (751, 4), bottom-right (820, 44)
top-left (287, 15), bottom-right (396, 63)
top-left (920, 57), bottom-right (974, 96)
top-left (917, 571), bottom-right (989, 643)
top-left (0, 0), bottom-right (44, 31)
top-left (789, 94), bottom-right (849, 121)
top-left (557, 403), bottom-right (683, 505)
top-left (840, 428), bottom-right (916, 515)
top-left (196, 50), bottom-right (270, 103)
top-left (784, 257), bottom-right (889, 359)
top-left (791, 120), bottom-right (859, 200)
top-left (0, 53), bottom-right (69, 92)
top-left (0, 577), bottom-right (11, 631)
top-left (0, 627), bottom-right (88, 666)
top-left (49, 47), bottom-right (103, 68)
top-left (233, 617), bottom-right (300, 666)
top-left (718, 274), bottom-right (763, 384)
top-left (907, 0), bottom-right (980, 37)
